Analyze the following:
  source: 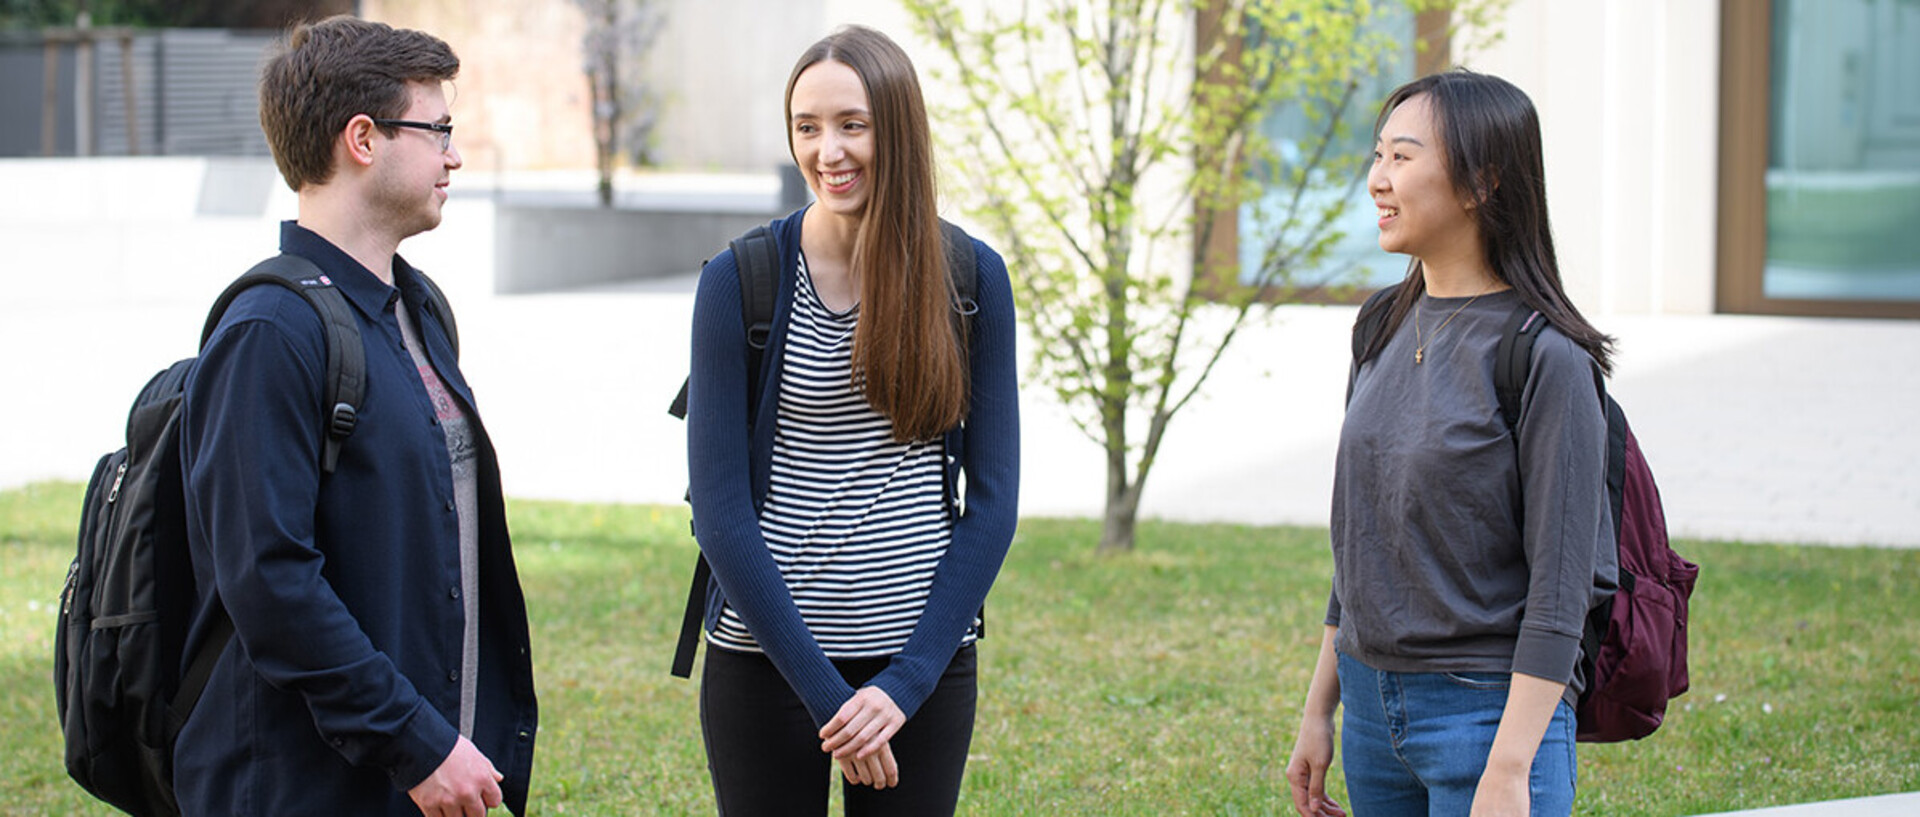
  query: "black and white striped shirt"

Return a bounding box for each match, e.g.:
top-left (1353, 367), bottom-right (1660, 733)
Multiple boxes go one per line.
top-left (709, 253), bottom-right (970, 658)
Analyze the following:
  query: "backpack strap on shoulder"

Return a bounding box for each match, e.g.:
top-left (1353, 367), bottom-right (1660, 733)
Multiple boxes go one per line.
top-left (1493, 305), bottom-right (1547, 429)
top-left (411, 269), bottom-right (461, 360)
top-left (202, 255), bottom-right (365, 474)
top-left (666, 225), bottom-right (781, 421)
top-left (668, 225), bottom-right (781, 677)
top-left (1347, 284), bottom-right (1401, 406)
top-left (940, 220), bottom-right (979, 316)
top-left (731, 225), bottom-right (780, 356)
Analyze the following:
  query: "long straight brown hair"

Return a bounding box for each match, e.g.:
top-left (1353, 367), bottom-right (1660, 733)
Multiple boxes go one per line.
top-left (786, 25), bottom-right (968, 442)
top-left (1358, 70), bottom-right (1615, 375)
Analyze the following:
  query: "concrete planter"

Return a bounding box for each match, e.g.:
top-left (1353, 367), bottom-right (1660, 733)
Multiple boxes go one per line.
top-left (492, 167), bottom-right (808, 294)
top-left (492, 201), bottom-right (777, 294)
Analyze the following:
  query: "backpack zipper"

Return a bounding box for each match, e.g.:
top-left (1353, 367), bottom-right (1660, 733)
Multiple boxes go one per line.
top-left (105, 462), bottom-right (127, 504)
top-left (61, 560), bottom-right (79, 616)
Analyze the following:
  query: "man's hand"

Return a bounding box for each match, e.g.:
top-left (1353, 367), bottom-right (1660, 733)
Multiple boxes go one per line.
top-left (408, 735), bottom-right (504, 816)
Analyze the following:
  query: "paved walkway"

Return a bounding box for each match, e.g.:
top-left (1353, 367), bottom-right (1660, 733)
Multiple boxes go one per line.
top-left (1693, 792), bottom-right (1920, 816)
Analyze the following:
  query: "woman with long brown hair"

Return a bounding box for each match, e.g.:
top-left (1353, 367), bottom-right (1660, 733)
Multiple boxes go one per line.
top-left (682, 24), bottom-right (1019, 816)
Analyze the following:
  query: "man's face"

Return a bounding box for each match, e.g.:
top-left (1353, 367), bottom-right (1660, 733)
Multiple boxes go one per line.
top-left (370, 81), bottom-right (461, 239)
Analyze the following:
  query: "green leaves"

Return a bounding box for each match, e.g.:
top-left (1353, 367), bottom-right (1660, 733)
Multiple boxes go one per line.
top-left (906, 0), bottom-right (1498, 547)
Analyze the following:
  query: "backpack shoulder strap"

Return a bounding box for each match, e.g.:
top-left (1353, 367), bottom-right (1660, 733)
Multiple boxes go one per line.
top-left (202, 255), bottom-right (364, 474)
top-left (939, 220), bottom-right (978, 312)
top-left (411, 269), bottom-right (461, 360)
top-left (1493, 305), bottom-right (1547, 429)
top-left (731, 225), bottom-right (780, 355)
top-left (1347, 284), bottom-right (1401, 405)
top-left (666, 225), bottom-right (782, 421)
top-left (669, 225), bottom-right (781, 677)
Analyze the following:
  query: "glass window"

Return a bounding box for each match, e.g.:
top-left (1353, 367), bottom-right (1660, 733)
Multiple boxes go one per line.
top-left (1763, 0), bottom-right (1920, 302)
top-left (1237, 6), bottom-right (1419, 291)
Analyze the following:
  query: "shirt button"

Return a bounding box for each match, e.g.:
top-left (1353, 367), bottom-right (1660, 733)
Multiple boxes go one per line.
top-left (448, 670), bottom-right (459, 682)
top-left (444, 500), bottom-right (455, 512)
top-left (450, 586), bottom-right (460, 599)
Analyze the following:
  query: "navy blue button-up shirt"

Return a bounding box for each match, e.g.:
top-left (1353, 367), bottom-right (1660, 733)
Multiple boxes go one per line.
top-left (176, 222), bottom-right (537, 815)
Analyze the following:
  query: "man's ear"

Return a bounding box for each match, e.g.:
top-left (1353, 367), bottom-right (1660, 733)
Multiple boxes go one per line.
top-left (340, 114), bottom-right (379, 169)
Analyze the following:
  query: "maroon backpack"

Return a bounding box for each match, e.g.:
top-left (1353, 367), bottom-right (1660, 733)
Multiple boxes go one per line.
top-left (1495, 307), bottom-right (1700, 742)
top-left (1349, 286), bottom-right (1699, 743)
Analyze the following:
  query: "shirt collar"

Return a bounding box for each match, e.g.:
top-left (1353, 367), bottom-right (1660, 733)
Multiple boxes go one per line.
top-left (277, 220), bottom-right (425, 319)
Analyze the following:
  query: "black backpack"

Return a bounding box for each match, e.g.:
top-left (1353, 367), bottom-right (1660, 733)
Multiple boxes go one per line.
top-left (1349, 285), bottom-right (1697, 742)
top-left (54, 255), bottom-right (457, 817)
top-left (664, 220), bottom-right (977, 677)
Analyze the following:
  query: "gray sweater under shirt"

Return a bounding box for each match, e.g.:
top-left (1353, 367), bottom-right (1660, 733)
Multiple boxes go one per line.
top-left (1328, 289), bottom-right (1614, 702)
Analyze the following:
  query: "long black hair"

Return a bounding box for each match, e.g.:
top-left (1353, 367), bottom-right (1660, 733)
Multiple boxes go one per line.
top-left (1357, 69), bottom-right (1614, 374)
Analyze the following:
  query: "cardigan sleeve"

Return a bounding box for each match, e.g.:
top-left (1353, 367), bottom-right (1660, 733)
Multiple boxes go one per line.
top-left (863, 238), bottom-right (1022, 719)
top-left (684, 247), bottom-right (856, 727)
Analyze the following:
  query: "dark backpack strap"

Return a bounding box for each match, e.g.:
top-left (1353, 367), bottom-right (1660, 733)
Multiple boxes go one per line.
top-left (668, 226), bottom-right (782, 674)
top-left (203, 255), bottom-right (365, 475)
top-left (1493, 305), bottom-right (1547, 429)
top-left (732, 225), bottom-right (780, 359)
top-left (666, 226), bottom-right (781, 420)
top-left (166, 609), bottom-right (233, 734)
top-left (940, 220), bottom-right (978, 315)
top-left (1603, 397), bottom-right (1632, 593)
top-left (412, 269), bottom-right (461, 359)
top-left (1346, 285), bottom-right (1401, 406)
top-left (669, 554), bottom-right (712, 679)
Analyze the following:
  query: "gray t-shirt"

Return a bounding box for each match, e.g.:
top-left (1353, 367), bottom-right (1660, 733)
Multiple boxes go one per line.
top-left (1327, 289), bottom-right (1614, 701)
top-left (395, 297), bottom-right (481, 737)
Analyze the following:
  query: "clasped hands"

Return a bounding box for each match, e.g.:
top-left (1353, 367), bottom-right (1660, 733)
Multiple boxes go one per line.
top-left (819, 685), bottom-right (905, 790)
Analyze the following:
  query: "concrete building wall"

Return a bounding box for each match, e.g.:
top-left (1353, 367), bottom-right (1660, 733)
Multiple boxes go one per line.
top-left (361, 0), bottom-right (598, 171)
top-left (354, 0), bottom-right (1730, 316)
top-left (1461, 0), bottom-right (1722, 316)
top-left (360, 0), bottom-right (840, 174)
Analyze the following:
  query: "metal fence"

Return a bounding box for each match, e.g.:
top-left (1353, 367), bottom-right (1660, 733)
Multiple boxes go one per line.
top-left (0, 28), bottom-right (276, 158)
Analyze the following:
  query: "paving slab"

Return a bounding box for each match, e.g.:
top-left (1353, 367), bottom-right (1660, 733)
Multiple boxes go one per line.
top-left (1691, 792), bottom-right (1920, 816)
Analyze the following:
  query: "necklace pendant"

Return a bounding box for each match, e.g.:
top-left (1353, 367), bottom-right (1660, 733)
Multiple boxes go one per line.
top-left (1415, 349), bottom-right (1424, 364)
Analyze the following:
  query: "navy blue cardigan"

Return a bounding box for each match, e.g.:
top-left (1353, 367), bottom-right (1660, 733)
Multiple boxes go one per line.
top-left (685, 207), bottom-right (1021, 726)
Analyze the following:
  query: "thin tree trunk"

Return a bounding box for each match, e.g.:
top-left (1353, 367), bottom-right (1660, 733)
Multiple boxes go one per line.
top-left (1099, 475), bottom-right (1141, 552)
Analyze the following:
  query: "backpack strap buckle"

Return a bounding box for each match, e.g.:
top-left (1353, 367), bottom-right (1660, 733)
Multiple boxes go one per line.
top-left (329, 402), bottom-right (358, 440)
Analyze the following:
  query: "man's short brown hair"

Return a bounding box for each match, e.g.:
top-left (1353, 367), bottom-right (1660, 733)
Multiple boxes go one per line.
top-left (259, 15), bottom-right (459, 191)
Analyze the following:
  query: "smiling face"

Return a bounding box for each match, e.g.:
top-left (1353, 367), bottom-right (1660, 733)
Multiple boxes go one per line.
top-left (1367, 93), bottom-right (1482, 269)
top-left (370, 81), bottom-right (461, 239)
top-left (788, 60), bottom-right (875, 224)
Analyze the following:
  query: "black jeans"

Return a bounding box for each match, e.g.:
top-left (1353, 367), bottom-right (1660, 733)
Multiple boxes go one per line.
top-left (699, 644), bottom-right (978, 817)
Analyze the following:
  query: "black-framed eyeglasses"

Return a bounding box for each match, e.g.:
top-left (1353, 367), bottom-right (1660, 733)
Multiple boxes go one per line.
top-left (372, 118), bottom-right (453, 152)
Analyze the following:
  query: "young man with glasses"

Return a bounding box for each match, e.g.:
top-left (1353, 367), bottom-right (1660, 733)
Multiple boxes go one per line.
top-left (175, 15), bottom-right (538, 815)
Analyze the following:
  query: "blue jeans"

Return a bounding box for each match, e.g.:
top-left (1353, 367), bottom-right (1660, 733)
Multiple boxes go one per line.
top-left (1336, 652), bottom-right (1577, 816)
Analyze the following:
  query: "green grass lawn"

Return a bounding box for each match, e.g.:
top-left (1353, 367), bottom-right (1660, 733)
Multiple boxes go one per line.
top-left (4, 481), bottom-right (1918, 815)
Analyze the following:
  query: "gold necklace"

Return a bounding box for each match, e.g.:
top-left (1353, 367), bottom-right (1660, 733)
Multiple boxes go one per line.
top-left (1413, 282), bottom-right (1495, 364)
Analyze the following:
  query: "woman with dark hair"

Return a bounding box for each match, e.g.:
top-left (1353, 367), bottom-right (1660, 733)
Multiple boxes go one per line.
top-left (1285, 70), bottom-right (1615, 817)
top-left (682, 24), bottom-right (1019, 816)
